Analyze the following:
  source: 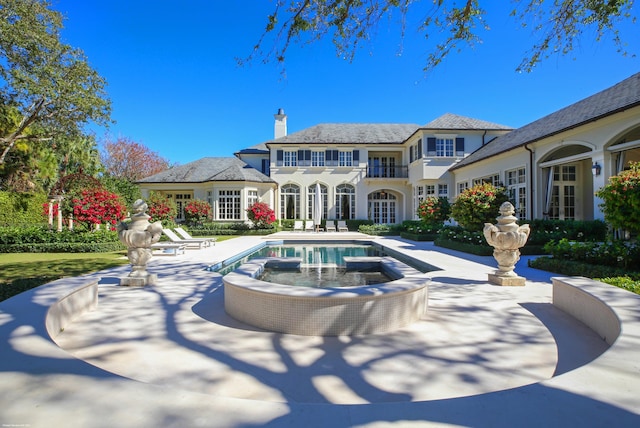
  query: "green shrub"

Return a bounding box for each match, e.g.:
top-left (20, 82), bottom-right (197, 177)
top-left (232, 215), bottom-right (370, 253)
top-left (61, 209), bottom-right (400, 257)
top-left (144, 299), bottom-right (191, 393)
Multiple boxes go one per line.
top-left (358, 223), bottom-right (401, 235)
top-left (0, 226), bottom-right (122, 252)
top-left (543, 238), bottom-right (640, 269)
top-left (450, 183), bottom-right (510, 231)
top-left (528, 257), bottom-right (640, 285)
top-left (417, 196), bottom-right (451, 226)
top-left (527, 219), bottom-right (607, 244)
top-left (0, 191), bottom-right (48, 227)
top-left (596, 161), bottom-right (640, 235)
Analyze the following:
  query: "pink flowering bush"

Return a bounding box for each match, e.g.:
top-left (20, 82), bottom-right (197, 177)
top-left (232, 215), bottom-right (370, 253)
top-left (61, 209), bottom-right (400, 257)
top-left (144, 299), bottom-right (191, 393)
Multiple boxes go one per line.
top-left (451, 182), bottom-right (510, 231)
top-left (596, 161), bottom-right (640, 235)
top-left (246, 202), bottom-right (276, 229)
top-left (184, 199), bottom-right (212, 226)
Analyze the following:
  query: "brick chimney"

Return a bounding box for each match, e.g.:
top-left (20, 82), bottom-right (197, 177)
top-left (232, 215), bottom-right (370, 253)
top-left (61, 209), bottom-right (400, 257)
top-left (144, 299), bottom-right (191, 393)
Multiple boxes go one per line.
top-left (274, 108), bottom-right (287, 139)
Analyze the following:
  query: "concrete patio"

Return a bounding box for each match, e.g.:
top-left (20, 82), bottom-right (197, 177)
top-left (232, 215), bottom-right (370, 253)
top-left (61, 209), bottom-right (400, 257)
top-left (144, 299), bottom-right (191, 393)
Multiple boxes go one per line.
top-left (1, 233), bottom-right (639, 427)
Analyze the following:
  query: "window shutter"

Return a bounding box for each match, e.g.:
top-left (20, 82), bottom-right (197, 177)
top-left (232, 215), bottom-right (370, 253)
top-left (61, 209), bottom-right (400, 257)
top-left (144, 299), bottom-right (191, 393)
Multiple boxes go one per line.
top-left (417, 140), bottom-right (423, 159)
top-left (276, 150), bottom-right (283, 166)
top-left (427, 137), bottom-right (436, 153)
top-left (455, 137), bottom-right (465, 153)
top-left (353, 150), bottom-right (359, 163)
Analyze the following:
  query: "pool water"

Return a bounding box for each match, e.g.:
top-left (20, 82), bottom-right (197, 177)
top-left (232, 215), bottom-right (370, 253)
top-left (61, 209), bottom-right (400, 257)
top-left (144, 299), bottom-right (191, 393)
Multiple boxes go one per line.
top-left (215, 244), bottom-right (383, 275)
top-left (258, 266), bottom-right (392, 288)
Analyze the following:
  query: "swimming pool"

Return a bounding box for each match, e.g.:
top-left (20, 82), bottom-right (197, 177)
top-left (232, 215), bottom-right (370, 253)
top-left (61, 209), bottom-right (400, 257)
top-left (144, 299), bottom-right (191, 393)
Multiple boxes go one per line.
top-left (210, 241), bottom-right (435, 275)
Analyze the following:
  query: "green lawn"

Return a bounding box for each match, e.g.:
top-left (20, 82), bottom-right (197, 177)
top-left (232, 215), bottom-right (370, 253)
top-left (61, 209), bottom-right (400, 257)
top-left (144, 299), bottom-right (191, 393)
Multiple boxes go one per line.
top-left (0, 235), bottom-right (239, 302)
top-left (0, 251), bottom-right (130, 302)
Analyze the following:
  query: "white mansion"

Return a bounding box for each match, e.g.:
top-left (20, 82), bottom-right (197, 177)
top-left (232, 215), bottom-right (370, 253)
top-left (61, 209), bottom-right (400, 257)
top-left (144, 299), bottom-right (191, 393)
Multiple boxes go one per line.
top-left (138, 72), bottom-right (640, 225)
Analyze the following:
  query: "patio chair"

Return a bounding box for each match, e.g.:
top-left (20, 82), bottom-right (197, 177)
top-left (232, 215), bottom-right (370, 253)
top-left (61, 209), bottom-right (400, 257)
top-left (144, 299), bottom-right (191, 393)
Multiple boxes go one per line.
top-left (293, 220), bottom-right (304, 232)
top-left (151, 242), bottom-right (187, 256)
top-left (325, 220), bottom-right (336, 232)
top-left (162, 228), bottom-right (208, 249)
top-left (337, 220), bottom-right (348, 232)
top-left (304, 220), bottom-right (315, 232)
top-left (175, 227), bottom-right (216, 246)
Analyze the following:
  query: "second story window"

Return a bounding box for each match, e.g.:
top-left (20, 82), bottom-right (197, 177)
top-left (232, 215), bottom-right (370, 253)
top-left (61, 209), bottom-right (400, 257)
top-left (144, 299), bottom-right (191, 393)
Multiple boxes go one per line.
top-left (339, 151), bottom-right (353, 167)
top-left (283, 150), bottom-right (297, 167)
top-left (436, 138), bottom-right (454, 157)
top-left (410, 140), bottom-right (423, 163)
top-left (312, 151), bottom-right (325, 166)
top-left (427, 137), bottom-right (464, 157)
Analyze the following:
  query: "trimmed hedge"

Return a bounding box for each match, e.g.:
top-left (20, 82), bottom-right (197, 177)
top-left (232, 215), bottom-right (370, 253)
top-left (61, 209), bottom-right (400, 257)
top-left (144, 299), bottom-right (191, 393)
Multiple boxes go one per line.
top-left (434, 238), bottom-right (494, 256)
top-left (0, 226), bottom-right (123, 253)
top-left (0, 191), bottom-right (48, 227)
top-left (400, 232), bottom-right (439, 241)
top-left (0, 242), bottom-right (125, 253)
top-left (528, 257), bottom-right (640, 281)
top-left (187, 222), bottom-right (276, 236)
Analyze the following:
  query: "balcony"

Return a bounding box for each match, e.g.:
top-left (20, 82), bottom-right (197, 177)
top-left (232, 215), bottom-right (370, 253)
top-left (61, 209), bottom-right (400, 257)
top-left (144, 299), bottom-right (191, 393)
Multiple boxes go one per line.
top-left (366, 165), bottom-right (408, 179)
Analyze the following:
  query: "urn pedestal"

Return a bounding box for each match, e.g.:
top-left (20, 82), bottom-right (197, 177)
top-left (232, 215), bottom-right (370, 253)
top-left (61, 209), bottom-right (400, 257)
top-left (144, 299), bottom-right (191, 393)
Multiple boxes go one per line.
top-left (483, 202), bottom-right (531, 286)
top-left (117, 199), bottom-right (163, 287)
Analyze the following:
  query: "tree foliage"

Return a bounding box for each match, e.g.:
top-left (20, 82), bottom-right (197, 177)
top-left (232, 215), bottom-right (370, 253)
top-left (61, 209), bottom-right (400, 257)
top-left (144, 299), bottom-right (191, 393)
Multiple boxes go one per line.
top-left (450, 182), bottom-right (510, 230)
top-left (245, 0), bottom-right (635, 72)
top-left (101, 136), bottom-right (171, 181)
top-left (596, 161), bottom-right (640, 235)
top-left (0, 0), bottom-right (111, 165)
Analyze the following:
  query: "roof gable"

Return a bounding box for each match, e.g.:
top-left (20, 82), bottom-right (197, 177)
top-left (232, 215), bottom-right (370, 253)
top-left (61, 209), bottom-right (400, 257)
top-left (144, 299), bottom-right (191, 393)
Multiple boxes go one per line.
top-left (422, 113), bottom-right (512, 131)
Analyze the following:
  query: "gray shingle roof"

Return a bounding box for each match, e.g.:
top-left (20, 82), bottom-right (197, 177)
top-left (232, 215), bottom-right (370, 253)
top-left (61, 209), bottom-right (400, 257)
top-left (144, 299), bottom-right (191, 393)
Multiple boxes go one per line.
top-left (451, 72), bottom-right (640, 170)
top-left (422, 113), bottom-right (513, 130)
top-left (137, 157), bottom-right (275, 184)
top-left (235, 142), bottom-right (268, 155)
top-left (265, 123), bottom-right (420, 145)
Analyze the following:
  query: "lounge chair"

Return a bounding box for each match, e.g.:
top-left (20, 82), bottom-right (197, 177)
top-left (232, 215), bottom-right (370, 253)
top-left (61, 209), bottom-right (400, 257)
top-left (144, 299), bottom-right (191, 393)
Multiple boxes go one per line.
top-left (293, 220), bottom-right (304, 232)
top-left (151, 242), bottom-right (187, 256)
top-left (175, 227), bottom-right (216, 246)
top-left (162, 228), bottom-right (208, 249)
top-left (337, 220), bottom-right (348, 232)
top-left (325, 220), bottom-right (336, 232)
top-left (304, 220), bottom-right (315, 232)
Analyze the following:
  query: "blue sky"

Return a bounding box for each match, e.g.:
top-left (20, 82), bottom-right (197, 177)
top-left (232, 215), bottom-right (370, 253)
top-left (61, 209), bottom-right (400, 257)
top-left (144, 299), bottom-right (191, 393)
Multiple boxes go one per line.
top-left (54, 1), bottom-right (640, 165)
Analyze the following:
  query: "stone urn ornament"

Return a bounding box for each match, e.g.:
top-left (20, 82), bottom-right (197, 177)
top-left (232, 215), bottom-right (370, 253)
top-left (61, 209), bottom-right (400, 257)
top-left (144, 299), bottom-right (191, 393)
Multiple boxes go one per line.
top-left (483, 202), bottom-right (531, 286)
top-left (117, 199), bottom-right (163, 286)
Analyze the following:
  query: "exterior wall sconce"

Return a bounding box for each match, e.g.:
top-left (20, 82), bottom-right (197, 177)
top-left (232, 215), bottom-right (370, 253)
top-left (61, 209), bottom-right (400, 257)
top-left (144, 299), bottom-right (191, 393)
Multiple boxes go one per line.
top-left (592, 162), bottom-right (602, 176)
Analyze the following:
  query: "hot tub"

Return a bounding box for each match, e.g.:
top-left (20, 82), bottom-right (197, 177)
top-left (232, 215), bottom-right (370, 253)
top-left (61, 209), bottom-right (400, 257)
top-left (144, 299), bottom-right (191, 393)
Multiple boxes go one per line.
top-left (222, 256), bottom-right (429, 336)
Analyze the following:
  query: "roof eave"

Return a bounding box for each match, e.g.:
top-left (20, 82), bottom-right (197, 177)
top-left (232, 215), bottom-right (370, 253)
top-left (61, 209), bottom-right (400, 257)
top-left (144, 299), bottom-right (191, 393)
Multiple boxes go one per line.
top-left (450, 101), bottom-right (640, 171)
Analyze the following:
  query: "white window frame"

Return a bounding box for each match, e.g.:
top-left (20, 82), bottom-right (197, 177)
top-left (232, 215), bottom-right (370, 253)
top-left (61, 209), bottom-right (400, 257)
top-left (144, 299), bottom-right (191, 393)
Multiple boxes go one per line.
top-left (218, 190), bottom-right (241, 220)
top-left (283, 150), bottom-right (297, 167)
top-left (436, 138), bottom-right (454, 157)
top-left (312, 151), bottom-right (325, 167)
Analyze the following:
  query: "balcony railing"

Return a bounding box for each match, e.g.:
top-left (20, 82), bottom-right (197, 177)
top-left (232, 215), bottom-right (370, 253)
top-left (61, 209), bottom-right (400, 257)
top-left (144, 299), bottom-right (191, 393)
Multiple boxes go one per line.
top-left (366, 165), bottom-right (408, 179)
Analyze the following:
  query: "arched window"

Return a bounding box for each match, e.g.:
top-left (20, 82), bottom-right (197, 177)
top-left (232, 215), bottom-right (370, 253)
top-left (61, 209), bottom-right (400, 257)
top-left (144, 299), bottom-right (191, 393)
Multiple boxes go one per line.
top-left (307, 184), bottom-right (328, 220)
top-left (280, 184), bottom-right (300, 219)
top-left (368, 190), bottom-right (397, 224)
top-left (335, 184), bottom-right (355, 220)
